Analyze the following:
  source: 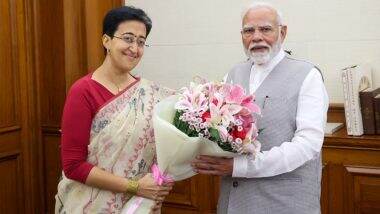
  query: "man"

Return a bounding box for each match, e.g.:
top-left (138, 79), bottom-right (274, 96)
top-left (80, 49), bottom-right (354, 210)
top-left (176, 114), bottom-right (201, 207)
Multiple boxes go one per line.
top-left (192, 2), bottom-right (328, 213)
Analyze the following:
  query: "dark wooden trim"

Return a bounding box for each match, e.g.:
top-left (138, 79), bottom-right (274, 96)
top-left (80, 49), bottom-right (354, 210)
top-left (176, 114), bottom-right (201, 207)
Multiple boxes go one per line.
top-left (41, 126), bottom-right (61, 135)
top-left (0, 126), bottom-right (21, 133)
top-left (0, 150), bottom-right (21, 159)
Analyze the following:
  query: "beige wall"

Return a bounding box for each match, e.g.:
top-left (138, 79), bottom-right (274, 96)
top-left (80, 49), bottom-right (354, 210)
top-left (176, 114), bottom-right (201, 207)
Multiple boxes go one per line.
top-left (126, 0), bottom-right (380, 103)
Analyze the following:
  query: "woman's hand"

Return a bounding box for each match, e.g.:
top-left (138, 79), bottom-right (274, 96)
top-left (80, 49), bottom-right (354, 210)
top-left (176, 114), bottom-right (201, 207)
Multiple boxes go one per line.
top-left (136, 173), bottom-right (174, 202)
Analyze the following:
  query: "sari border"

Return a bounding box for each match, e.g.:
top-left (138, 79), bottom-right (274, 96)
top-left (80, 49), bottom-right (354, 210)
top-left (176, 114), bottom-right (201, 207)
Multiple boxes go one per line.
top-left (94, 77), bottom-right (141, 115)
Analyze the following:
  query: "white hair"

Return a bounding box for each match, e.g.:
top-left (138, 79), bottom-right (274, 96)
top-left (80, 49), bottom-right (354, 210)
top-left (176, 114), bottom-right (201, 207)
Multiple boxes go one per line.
top-left (242, 1), bottom-right (284, 25)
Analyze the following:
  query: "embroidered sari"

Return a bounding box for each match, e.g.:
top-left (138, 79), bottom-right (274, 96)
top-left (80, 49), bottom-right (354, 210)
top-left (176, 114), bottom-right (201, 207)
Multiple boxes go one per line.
top-left (55, 78), bottom-right (174, 213)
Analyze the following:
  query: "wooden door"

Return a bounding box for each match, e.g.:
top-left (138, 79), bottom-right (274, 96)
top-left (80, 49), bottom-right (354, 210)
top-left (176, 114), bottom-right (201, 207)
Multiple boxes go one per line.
top-left (0, 0), bottom-right (43, 213)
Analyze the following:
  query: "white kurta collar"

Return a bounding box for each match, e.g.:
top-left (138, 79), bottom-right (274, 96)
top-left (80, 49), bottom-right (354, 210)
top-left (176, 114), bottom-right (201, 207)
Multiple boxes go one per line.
top-left (249, 49), bottom-right (285, 93)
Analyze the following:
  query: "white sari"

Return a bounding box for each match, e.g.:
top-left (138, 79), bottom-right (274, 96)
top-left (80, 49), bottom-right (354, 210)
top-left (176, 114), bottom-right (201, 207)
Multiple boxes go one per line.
top-left (55, 78), bottom-right (173, 213)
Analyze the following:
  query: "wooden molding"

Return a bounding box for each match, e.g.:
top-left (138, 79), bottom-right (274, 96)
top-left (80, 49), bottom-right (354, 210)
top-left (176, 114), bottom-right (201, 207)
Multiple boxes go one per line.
top-left (0, 126), bottom-right (21, 134)
top-left (345, 166), bottom-right (380, 176)
top-left (0, 150), bottom-right (20, 159)
top-left (41, 126), bottom-right (61, 135)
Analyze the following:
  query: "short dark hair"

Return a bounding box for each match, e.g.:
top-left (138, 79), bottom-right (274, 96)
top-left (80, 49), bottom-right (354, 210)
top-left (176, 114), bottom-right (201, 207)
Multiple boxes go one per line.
top-left (103, 6), bottom-right (152, 38)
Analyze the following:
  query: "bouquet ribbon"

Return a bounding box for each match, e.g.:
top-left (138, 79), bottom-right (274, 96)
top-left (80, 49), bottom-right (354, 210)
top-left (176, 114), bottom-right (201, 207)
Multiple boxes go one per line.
top-left (152, 164), bottom-right (173, 185)
top-left (124, 164), bottom-right (173, 214)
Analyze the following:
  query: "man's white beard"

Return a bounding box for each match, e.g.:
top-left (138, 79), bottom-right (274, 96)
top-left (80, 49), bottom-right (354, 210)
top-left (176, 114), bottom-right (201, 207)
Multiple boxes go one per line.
top-left (245, 37), bottom-right (282, 65)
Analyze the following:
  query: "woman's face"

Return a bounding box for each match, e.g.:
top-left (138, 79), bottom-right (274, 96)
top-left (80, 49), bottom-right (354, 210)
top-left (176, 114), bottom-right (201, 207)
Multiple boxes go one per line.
top-left (104, 20), bottom-right (147, 72)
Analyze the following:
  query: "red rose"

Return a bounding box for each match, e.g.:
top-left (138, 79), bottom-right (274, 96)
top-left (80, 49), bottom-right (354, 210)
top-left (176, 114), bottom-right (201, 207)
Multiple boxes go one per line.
top-left (231, 126), bottom-right (247, 140)
top-left (201, 111), bottom-right (211, 122)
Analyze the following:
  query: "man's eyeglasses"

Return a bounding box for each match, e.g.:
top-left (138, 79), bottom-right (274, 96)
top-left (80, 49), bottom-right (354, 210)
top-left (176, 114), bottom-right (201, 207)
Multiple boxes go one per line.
top-left (241, 25), bottom-right (282, 38)
top-left (113, 34), bottom-right (149, 48)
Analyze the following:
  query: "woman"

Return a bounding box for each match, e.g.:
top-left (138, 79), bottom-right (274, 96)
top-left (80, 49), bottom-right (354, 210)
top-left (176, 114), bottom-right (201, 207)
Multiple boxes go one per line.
top-left (55, 6), bottom-right (174, 213)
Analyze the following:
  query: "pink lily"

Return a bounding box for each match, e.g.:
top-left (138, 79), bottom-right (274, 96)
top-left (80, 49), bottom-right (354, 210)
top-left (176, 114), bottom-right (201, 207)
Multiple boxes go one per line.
top-left (222, 84), bottom-right (246, 104)
top-left (241, 95), bottom-right (261, 114)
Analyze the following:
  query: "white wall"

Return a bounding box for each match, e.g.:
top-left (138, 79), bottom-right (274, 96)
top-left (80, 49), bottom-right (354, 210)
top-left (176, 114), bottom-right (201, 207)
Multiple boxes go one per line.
top-left (125, 0), bottom-right (380, 103)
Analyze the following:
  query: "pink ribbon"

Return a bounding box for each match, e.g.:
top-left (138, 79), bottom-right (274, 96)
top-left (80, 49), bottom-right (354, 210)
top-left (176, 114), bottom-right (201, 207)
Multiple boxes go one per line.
top-left (151, 163), bottom-right (173, 185)
top-left (124, 164), bottom-right (173, 214)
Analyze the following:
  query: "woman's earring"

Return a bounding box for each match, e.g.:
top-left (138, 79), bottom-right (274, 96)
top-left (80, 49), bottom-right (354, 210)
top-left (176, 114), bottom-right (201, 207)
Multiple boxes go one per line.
top-left (107, 49), bottom-right (110, 55)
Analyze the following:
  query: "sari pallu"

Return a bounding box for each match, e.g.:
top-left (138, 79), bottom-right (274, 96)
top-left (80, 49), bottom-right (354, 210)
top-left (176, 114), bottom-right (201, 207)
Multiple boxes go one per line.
top-left (55, 78), bottom-right (174, 214)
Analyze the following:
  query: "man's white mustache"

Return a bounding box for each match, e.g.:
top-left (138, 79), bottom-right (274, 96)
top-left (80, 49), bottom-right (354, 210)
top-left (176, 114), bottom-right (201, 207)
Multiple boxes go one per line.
top-left (249, 44), bottom-right (270, 51)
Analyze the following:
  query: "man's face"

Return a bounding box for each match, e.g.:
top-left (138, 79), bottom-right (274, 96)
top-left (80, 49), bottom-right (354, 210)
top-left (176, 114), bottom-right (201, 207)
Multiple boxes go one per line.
top-left (241, 8), bottom-right (287, 65)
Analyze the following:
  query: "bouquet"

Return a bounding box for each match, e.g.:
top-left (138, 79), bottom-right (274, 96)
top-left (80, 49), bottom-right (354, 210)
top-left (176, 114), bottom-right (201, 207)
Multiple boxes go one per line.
top-left (173, 81), bottom-right (261, 154)
top-left (122, 80), bottom-right (261, 213)
top-left (154, 80), bottom-right (261, 181)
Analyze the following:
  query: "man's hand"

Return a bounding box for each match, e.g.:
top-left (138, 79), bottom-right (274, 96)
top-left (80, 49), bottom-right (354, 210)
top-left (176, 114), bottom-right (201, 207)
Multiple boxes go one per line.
top-left (191, 155), bottom-right (233, 176)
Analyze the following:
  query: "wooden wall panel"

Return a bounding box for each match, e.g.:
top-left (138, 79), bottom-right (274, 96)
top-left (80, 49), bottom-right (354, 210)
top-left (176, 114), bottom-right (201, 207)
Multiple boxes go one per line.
top-left (64, 0), bottom-right (124, 88)
top-left (33, 1), bottom-right (66, 213)
top-left (42, 134), bottom-right (62, 214)
top-left (0, 131), bottom-right (21, 155)
top-left (211, 175), bottom-right (221, 211)
top-left (0, 154), bottom-right (22, 213)
top-left (327, 164), bottom-right (345, 214)
top-left (0, 0), bottom-right (43, 212)
top-left (15, 0), bottom-right (44, 211)
top-left (326, 103), bottom-right (345, 123)
top-left (0, 0), bottom-right (18, 128)
top-left (344, 166), bottom-right (380, 214)
top-left (165, 179), bottom-right (196, 206)
top-left (34, 0), bottom-right (66, 127)
top-left (161, 178), bottom-right (199, 213)
top-left (321, 107), bottom-right (380, 214)
top-left (84, 0), bottom-right (123, 71)
top-left (63, 0), bottom-right (88, 89)
top-left (0, 0), bottom-right (24, 213)
top-left (162, 174), bottom-right (220, 213)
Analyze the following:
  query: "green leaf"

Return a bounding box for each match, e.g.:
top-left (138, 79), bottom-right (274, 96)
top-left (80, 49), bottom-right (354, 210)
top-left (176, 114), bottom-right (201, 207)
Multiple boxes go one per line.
top-left (173, 111), bottom-right (235, 152)
top-left (209, 128), bottom-right (221, 142)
